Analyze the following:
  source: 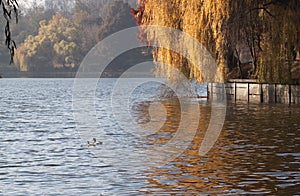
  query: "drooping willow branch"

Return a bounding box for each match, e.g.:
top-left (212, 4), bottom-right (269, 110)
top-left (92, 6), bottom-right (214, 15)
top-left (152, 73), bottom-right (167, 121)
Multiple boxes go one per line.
top-left (133, 0), bottom-right (300, 83)
top-left (0, 0), bottom-right (18, 63)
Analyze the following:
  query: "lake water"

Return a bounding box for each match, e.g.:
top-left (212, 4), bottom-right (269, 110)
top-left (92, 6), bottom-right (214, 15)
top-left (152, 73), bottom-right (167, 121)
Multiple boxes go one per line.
top-left (0, 78), bottom-right (299, 195)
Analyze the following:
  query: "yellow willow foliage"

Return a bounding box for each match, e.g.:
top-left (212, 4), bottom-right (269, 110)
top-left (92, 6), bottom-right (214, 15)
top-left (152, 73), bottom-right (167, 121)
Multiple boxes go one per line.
top-left (139, 0), bottom-right (230, 83)
top-left (14, 47), bottom-right (29, 71)
top-left (138, 0), bottom-right (300, 83)
top-left (258, 0), bottom-right (300, 83)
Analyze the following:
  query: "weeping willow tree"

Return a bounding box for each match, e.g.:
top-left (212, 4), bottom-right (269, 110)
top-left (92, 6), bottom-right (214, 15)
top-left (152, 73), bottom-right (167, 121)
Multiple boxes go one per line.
top-left (257, 1), bottom-right (300, 83)
top-left (132, 0), bottom-right (300, 83)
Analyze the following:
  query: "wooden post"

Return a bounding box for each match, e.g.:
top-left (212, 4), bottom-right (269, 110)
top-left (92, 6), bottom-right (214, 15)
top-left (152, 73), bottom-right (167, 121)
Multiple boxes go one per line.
top-left (207, 83), bottom-right (210, 100)
top-left (275, 84), bottom-right (277, 103)
top-left (234, 82), bottom-right (237, 102)
top-left (247, 82), bottom-right (250, 103)
top-left (289, 84), bottom-right (292, 105)
top-left (260, 83), bottom-right (263, 103)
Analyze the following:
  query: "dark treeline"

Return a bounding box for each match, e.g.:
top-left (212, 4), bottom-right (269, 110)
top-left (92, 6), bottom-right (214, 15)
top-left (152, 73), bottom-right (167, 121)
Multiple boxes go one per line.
top-left (0, 0), bottom-right (148, 76)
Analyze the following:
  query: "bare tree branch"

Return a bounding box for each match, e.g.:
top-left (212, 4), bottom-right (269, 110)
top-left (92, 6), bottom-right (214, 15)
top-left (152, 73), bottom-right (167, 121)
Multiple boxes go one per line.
top-left (0, 0), bottom-right (19, 63)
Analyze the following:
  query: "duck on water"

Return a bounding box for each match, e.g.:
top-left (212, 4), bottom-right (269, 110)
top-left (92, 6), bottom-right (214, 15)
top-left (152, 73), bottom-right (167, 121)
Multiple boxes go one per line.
top-left (87, 138), bottom-right (102, 147)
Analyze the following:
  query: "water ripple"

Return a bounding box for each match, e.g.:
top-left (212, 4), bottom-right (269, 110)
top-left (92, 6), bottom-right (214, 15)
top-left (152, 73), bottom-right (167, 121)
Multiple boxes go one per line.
top-left (0, 79), bottom-right (299, 195)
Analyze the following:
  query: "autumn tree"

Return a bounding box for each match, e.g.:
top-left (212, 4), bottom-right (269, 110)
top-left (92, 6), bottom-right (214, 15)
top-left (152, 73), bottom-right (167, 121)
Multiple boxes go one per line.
top-left (45, 0), bottom-right (74, 17)
top-left (73, 0), bottom-right (103, 55)
top-left (98, 1), bottom-right (135, 40)
top-left (98, 0), bottom-right (150, 76)
top-left (226, 0), bottom-right (300, 82)
top-left (136, 0), bottom-right (300, 83)
top-left (14, 13), bottom-right (79, 71)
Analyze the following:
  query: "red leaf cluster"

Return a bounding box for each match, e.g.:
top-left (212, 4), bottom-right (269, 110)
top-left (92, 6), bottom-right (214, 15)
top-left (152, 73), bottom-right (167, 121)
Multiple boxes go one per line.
top-left (130, 2), bottom-right (145, 26)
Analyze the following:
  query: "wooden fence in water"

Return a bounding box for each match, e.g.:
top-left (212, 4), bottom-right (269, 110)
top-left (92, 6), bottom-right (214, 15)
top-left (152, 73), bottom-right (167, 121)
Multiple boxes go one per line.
top-left (208, 79), bottom-right (300, 104)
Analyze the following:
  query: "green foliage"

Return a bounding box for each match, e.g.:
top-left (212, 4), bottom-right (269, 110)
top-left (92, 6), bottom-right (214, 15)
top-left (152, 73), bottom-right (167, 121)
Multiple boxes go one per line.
top-left (14, 13), bottom-right (79, 71)
top-left (9, 0), bottom-right (136, 74)
top-left (1, 4), bottom-right (54, 65)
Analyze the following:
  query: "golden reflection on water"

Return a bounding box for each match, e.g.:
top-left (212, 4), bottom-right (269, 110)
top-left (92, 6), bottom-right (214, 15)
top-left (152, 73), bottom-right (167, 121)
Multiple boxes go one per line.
top-left (131, 100), bottom-right (300, 195)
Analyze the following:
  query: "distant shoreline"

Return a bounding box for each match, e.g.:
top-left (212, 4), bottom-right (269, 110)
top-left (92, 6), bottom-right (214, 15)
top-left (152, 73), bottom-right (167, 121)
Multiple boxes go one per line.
top-left (0, 71), bottom-right (76, 78)
top-left (0, 71), bottom-right (155, 78)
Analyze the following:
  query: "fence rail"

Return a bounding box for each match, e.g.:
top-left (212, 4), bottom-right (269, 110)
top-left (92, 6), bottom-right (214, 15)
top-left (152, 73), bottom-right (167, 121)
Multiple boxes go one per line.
top-left (208, 80), bottom-right (300, 104)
